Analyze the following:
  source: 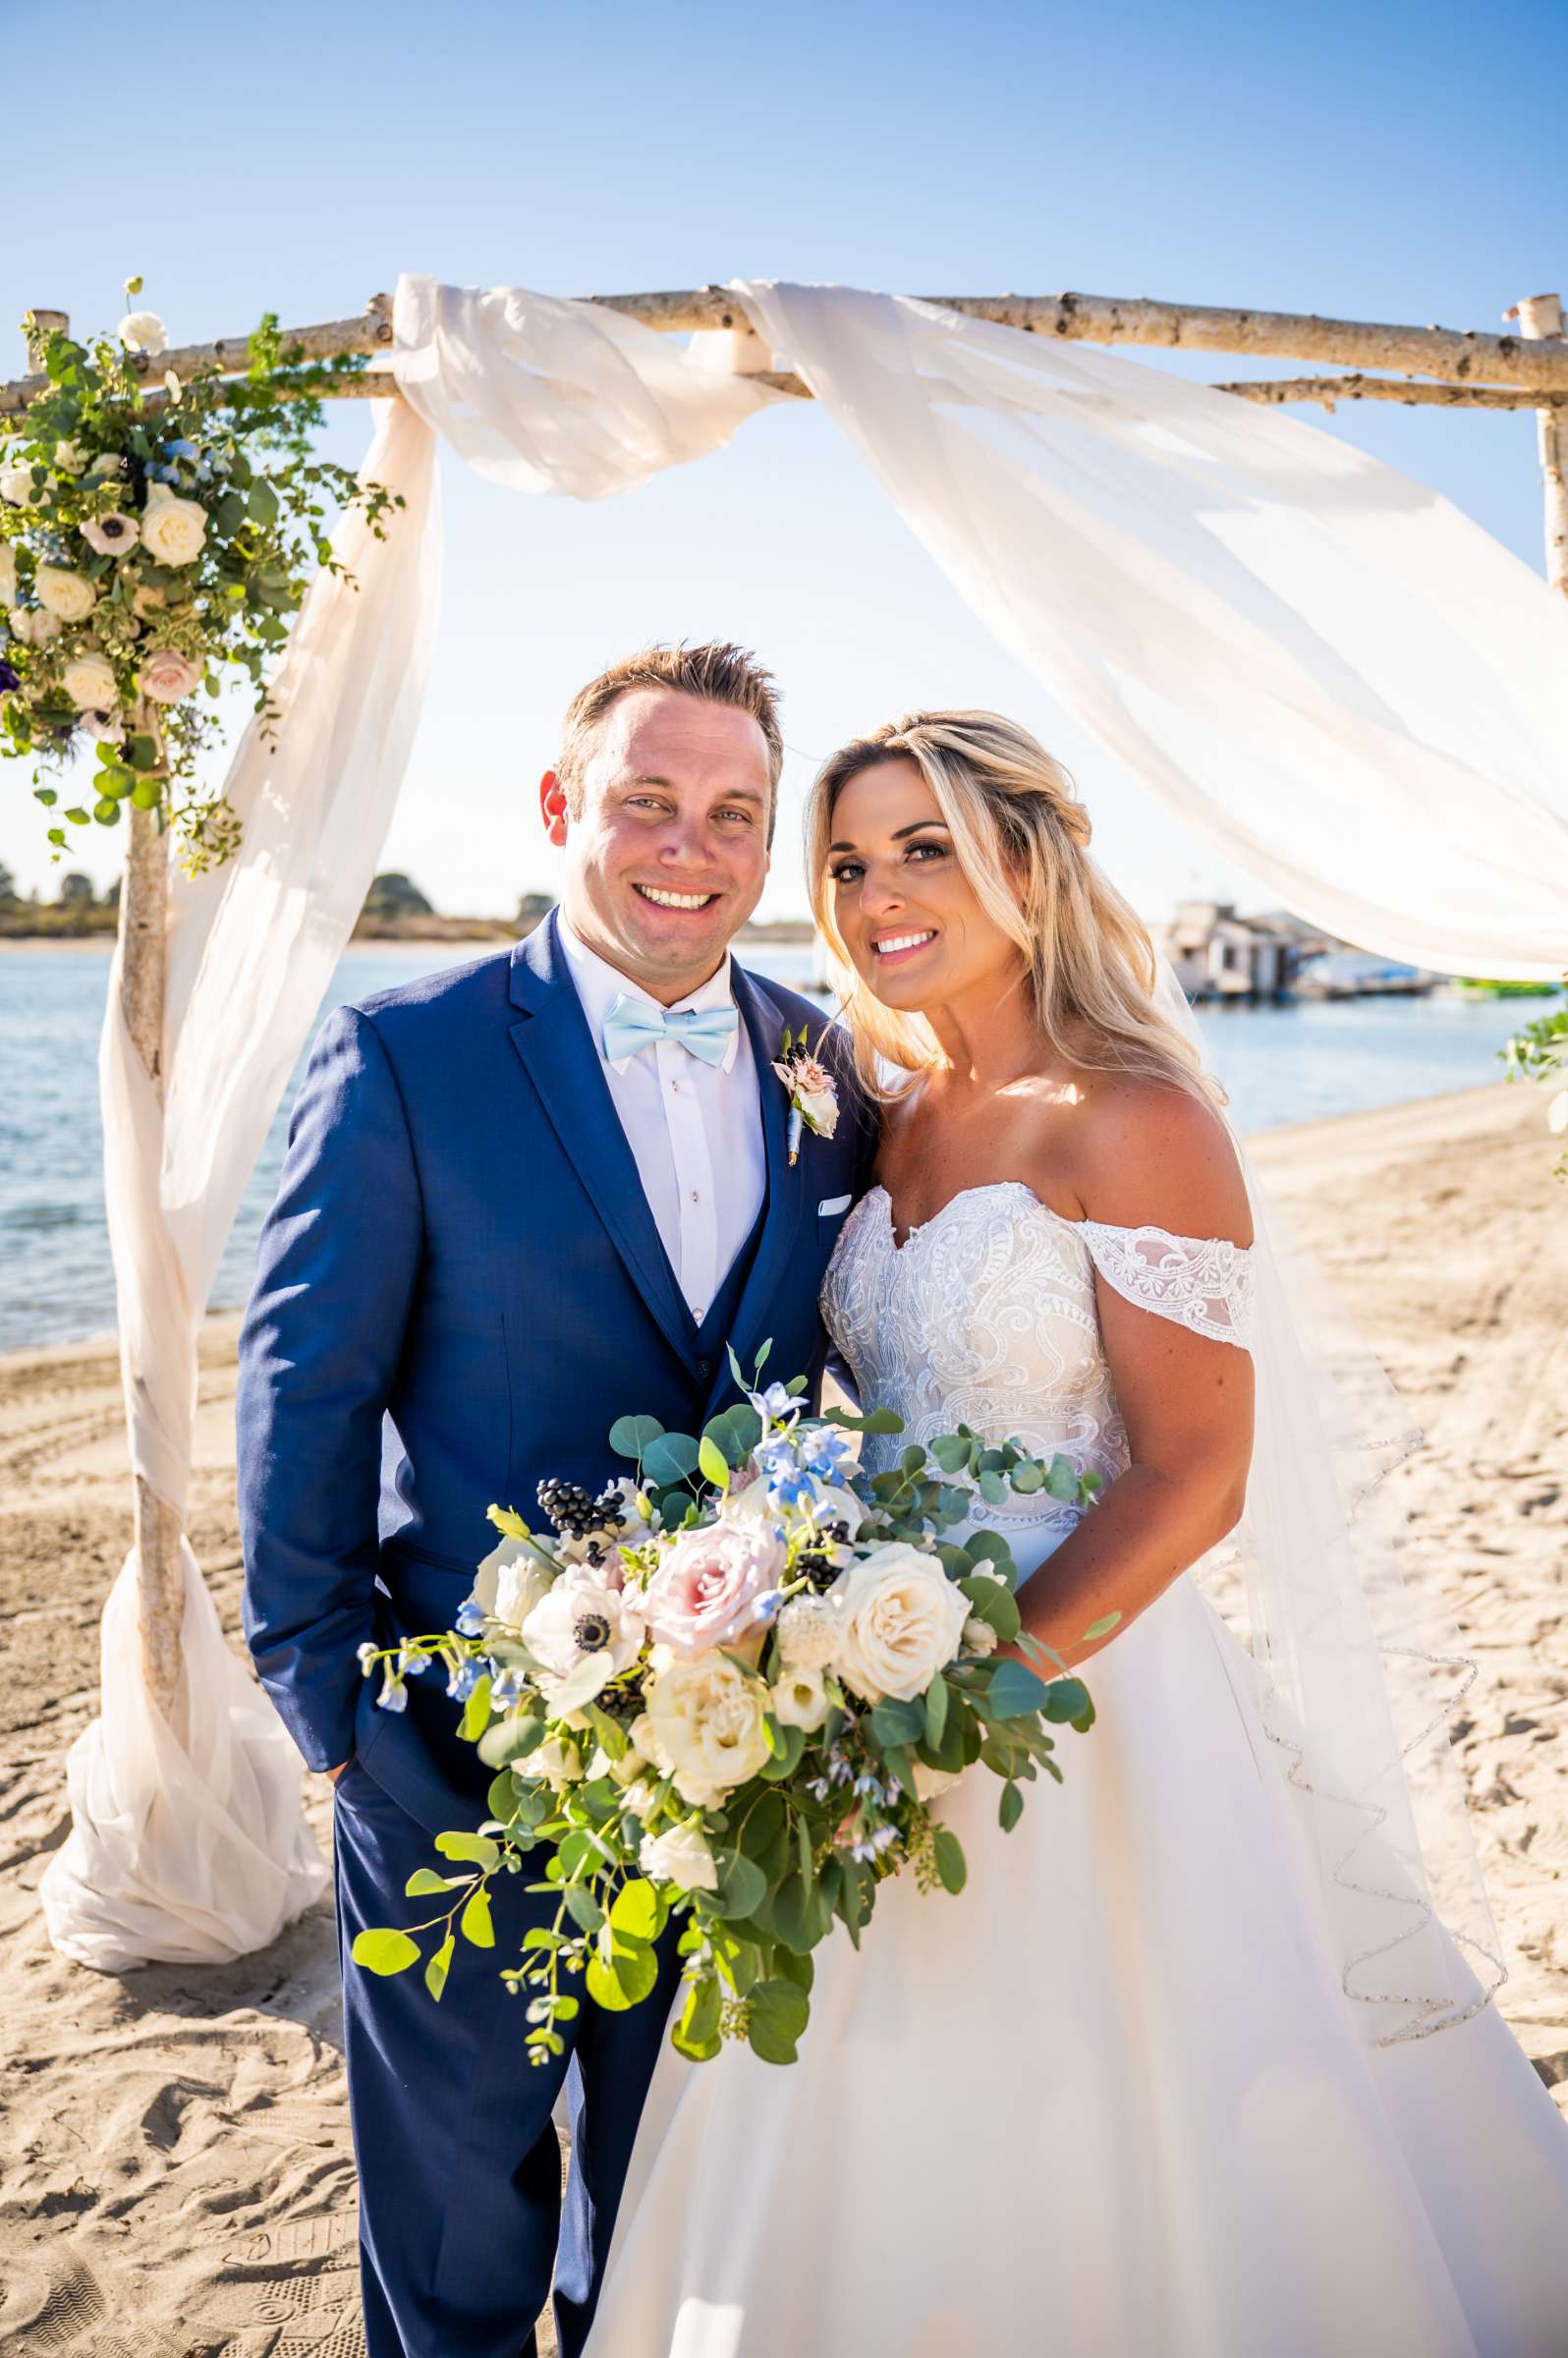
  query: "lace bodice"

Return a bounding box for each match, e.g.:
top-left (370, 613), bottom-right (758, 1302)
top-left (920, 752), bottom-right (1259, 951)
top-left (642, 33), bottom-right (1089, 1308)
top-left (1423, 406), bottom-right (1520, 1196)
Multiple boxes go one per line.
top-left (821, 1183), bottom-right (1254, 1547)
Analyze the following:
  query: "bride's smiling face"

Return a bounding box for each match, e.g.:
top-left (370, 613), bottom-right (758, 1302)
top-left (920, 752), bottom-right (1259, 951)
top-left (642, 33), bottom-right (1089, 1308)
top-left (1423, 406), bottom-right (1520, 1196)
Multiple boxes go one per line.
top-left (827, 757), bottom-right (1026, 1015)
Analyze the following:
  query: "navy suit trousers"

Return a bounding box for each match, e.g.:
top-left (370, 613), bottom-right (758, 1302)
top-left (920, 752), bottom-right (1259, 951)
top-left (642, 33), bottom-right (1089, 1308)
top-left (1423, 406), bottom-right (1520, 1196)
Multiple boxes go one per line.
top-left (333, 1765), bottom-right (683, 2357)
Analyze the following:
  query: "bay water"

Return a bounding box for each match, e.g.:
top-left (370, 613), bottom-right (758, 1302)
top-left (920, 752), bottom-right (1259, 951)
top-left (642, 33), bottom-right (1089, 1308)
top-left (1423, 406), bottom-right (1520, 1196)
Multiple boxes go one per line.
top-left (0, 940), bottom-right (1524, 1356)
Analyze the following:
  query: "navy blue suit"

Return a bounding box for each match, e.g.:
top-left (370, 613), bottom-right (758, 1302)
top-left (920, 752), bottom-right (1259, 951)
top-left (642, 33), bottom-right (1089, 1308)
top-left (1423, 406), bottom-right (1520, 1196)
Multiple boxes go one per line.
top-left (237, 914), bottom-right (868, 2357)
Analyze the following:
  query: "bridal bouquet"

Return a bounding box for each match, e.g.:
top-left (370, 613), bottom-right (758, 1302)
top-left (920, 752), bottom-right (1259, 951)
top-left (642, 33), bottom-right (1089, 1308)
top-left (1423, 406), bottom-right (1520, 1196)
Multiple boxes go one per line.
top-left (352, 1352), bottom-right (1110, 2067)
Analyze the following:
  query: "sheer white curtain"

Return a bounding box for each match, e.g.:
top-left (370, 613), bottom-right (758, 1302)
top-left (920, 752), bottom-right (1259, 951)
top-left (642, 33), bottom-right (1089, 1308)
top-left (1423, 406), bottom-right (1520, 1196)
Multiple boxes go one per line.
top-left (43, 273), bottom-right (1568, 1970)
top-left (737, 281), bottom-right (1568, 980)
top-left (41, 283), bottom-right (780, 1969)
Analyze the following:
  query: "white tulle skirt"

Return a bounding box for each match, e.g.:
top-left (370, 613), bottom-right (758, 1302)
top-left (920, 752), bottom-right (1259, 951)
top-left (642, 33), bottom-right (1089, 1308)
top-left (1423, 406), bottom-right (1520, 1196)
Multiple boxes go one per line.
top-left (586, 1571), bottom-right (1568, 2358)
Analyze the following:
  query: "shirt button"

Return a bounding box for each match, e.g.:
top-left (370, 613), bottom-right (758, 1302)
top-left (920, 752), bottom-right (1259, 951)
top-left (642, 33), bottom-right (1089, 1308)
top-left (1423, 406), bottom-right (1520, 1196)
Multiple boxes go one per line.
top-left (697, 1355), bottom-right (712, 1380)
top-left (690, 1189), bottom-right (700, 1204)
top-left (670, 1078), bottom-right (681, 1092)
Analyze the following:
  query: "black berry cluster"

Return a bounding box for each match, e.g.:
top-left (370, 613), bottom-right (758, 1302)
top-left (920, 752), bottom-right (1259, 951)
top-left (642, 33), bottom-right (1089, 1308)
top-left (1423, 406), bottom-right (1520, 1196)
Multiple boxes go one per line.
top-left (535, 1478), bottom-right (600, 1540)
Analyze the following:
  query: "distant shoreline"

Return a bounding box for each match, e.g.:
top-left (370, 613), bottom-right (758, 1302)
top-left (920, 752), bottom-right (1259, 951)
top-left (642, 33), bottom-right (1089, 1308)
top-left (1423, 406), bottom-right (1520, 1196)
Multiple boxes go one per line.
top-left (0, 918), bottom-right (821, 952)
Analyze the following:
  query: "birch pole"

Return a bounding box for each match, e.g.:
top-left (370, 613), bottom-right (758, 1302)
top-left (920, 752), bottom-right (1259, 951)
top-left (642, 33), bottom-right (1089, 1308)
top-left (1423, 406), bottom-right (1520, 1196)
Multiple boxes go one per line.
top-left (1505, 294), bottom-right (1568, 595)
top-left (24, 308), bottom-right (185, 1718)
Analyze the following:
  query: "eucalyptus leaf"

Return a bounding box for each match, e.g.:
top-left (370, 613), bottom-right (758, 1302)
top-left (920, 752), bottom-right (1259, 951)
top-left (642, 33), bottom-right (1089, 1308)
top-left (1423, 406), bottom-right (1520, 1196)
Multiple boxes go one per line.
top-left (747, 1977), bottom-right (810, 2066)
top-left (460, 1886), bottom-right (495, 1948)
top-left (352, 1927), bottom-right (421, 1976)
top-left (424, 1933), bottom-right (454, 2001)
top-left (609, 1413), bottom-right (664, 1459)
top-left (643, 1432), bottom-right (700, 1487)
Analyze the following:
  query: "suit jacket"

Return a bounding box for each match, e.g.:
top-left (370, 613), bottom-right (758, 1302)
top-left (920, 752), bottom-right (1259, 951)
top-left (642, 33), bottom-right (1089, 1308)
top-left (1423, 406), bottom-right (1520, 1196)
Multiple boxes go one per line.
top-left (238, 914), bottom-right (872, 1833)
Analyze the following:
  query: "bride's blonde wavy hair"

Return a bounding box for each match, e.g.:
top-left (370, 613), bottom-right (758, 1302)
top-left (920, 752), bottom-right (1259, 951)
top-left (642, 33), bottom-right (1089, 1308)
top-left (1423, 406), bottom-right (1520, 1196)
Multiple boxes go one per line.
top-left (807, 709), bottom-right (1221, 1106)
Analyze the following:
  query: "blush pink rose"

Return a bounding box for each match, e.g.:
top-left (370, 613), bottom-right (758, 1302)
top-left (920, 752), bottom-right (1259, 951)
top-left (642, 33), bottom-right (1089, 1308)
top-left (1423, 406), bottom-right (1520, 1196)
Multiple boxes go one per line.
top-left (139, 646), bottom-right (200, 703)
top-left (642, 1520), bottom-right (785, 1660)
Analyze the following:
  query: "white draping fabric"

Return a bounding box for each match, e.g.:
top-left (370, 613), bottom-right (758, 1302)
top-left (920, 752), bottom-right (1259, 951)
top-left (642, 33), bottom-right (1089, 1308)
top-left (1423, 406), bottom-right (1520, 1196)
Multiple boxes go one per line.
top-left (45, 272), bottom-right (1568, 1969)
top-left (41, 282), bottom-right (780, 1970)
top-left (736, 281), bottom-right (1568, 980)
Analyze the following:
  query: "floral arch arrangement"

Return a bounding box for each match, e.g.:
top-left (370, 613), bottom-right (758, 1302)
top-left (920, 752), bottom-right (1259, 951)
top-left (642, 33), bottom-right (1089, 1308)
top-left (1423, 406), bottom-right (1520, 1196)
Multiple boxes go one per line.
top-left (0, 280), bottom-right (399, 872)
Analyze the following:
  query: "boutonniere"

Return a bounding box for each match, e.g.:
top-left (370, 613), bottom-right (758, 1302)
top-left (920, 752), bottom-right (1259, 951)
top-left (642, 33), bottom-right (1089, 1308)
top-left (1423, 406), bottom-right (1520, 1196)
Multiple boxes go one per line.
top-left (772, 1027), bottom-right (841, 1166)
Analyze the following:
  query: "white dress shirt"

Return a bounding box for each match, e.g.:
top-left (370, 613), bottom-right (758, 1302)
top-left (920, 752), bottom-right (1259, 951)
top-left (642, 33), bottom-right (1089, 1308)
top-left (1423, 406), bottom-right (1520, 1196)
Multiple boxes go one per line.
top-left (559, 920), bottom-right (767, 1326)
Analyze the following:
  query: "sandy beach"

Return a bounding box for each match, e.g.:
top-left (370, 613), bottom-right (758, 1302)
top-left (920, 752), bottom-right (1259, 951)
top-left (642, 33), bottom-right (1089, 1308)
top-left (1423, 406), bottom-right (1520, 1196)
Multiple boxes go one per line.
top-left (1, 1081), bottom-right (1563, 2353)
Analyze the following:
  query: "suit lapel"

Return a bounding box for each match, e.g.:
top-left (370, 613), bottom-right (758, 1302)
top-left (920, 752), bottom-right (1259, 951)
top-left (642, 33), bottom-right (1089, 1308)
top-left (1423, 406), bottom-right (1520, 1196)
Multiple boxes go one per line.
top-left (507, 915), bottom-right (696, 1362)
top-left (721, 964), bottom-right (810, 1391)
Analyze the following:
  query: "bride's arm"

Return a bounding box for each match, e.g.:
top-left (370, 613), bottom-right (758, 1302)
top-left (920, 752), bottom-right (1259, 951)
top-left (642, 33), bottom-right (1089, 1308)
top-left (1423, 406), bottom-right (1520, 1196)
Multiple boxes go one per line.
top-left (1015, 1079), bottom-right (1255, 1672)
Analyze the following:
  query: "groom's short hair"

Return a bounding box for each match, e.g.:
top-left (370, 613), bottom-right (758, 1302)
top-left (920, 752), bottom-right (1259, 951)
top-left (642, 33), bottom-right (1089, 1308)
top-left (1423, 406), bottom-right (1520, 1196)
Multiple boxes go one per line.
top-left (556, 643), bottom-right (783, 844)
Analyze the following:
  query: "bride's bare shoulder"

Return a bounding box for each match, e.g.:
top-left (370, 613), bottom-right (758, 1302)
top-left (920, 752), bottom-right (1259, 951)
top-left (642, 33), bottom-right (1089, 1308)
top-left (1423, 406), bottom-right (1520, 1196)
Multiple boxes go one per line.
top-left (1056, 1070), bottom-right (1254, 1249)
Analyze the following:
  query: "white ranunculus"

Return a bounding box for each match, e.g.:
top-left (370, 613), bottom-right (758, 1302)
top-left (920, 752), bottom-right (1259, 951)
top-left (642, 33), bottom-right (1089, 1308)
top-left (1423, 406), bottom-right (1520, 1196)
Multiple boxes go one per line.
top-left (826, 1544), bottom-right (969, 1705)
top-left (139, 482), bottom-right (207, 566)
top-left (639, 1823), bottom-right (718, 1891)
top-left (644, 1653), bottom-right (771, 1807)
top-left (62, 653), bottom-right (118, 710)
top-left (522, 1573), bottom-right (644, 1715)
top-left (774, 1594), bottom-right (839, 1671)
top-left (0, 462), bottom-right (35, 506)
top-left (771, 1663), bottom-right (830, 1733)
top-left (961, 1615), bottom-right (999, 1657)
top-left (0, 546), bottom-right (17, 604)
top-left (470, 1535), bottom-right (553, 1632)
top-left (531, 1733), bottom-right (585, 1784)
top-left (34, 565), bottom-right (97, 622)
top-left (118, 309), bottom-right (168, 356)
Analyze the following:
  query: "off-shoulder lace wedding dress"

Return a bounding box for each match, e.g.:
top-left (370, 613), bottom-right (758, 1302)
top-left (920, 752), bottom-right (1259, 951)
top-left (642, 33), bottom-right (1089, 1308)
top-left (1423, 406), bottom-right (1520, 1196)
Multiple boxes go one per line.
top-left (587, 1185), bottom-right (1568, 2358)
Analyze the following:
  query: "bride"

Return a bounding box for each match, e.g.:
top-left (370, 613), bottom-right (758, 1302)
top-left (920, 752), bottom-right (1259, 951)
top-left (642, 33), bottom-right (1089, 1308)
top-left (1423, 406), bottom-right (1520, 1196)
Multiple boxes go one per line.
top-left (585, 711), bottom-right (1568, 2357)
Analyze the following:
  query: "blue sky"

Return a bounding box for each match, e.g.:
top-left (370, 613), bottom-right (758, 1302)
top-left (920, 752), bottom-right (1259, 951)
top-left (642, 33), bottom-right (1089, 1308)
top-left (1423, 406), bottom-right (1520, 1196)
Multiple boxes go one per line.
top-left (3, 0), bottom-right (1564, 919)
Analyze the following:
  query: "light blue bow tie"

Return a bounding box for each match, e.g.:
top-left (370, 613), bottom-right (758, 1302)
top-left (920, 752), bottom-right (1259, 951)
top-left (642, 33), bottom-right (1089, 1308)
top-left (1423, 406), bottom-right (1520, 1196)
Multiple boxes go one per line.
top-left (602, 994), bottom-right (739, 1068)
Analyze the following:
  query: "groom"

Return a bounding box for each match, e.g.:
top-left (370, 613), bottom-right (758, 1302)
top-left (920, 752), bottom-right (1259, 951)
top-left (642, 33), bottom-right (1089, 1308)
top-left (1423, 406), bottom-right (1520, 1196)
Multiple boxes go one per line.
top-left (237, 644), bottom-right (868, 2357)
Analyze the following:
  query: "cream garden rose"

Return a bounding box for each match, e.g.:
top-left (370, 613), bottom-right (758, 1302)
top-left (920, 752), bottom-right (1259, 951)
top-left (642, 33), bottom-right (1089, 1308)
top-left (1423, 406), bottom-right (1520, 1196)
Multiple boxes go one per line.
top-left (826, 1544), bottom-right (969, 1705)
top-left (0, 545), bottom-right (15, 604)
top-left (644, 1653), bottom-right (771, 1807)
top-left (0, 462), bottom-right (34, 507)
top-left (62, 653), bottom-right (119, 711)
top-left (639, 1824), bottom-right (718, 1891)
top-left (35, 565), bottom-right (97, 622)
top-left (139, 482), bottom-right (207, 566)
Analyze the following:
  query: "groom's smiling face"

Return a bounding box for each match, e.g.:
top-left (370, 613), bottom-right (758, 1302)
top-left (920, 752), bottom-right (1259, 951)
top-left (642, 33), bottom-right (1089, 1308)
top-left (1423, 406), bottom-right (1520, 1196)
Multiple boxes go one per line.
top-left (541, 687), bottom-right (772, 1004)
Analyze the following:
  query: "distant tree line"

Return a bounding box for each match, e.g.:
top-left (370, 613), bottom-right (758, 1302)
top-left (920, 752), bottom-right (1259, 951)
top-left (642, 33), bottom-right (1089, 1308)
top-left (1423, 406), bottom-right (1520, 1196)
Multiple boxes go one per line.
top-left (0, 863), bottom-right (119, 935)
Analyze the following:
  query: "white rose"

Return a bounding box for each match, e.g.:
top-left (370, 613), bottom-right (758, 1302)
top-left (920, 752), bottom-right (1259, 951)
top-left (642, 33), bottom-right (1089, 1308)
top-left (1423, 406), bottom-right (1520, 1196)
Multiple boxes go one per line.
top-left (8, 606), bottom-right (59, 646)
top-left (139, 482), bottom-right (207, 567)
top-left (470, 1535), bottom-right (553, 1632)
top-left (0, 545), bottom-right (14, 604)
top-left (771, 1663), bottom-right (830, 1733)
top-left (826, 1544), bottom-right (969, 1705)
top-left (639, 1824), bottom-right (718, 1891)
top-left (87, 452), bottom-right (127, 479)
top-left (775, 1594), bottom-right (839, 1672)
top-left (34, 565), bottom-right (97, 622)
top-left (522, 1573), bottom-right (644, 1715)
top-left (961, 1616), bottom-right (999, 1657)
top-left (0, 462), bottom-right (35, 506)
top-left (118, 309), bottom-right (168, 357)
top-left (627, 1712), bottom-right (661, 1764)
top-left (62, 653), bottom-right (119, 711)
top-left (53, 439), bottom-right (86, 474)
top-left (797, 1084), bottom-right (839, 1137)
top-left (644, 1653), bottom-right (771, 1807)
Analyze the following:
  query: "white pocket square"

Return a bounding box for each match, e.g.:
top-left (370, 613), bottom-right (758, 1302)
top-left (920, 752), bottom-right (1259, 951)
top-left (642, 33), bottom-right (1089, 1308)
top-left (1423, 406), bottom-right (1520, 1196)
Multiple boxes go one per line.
top-left (818, 1195), bottom-right (853, 1216)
